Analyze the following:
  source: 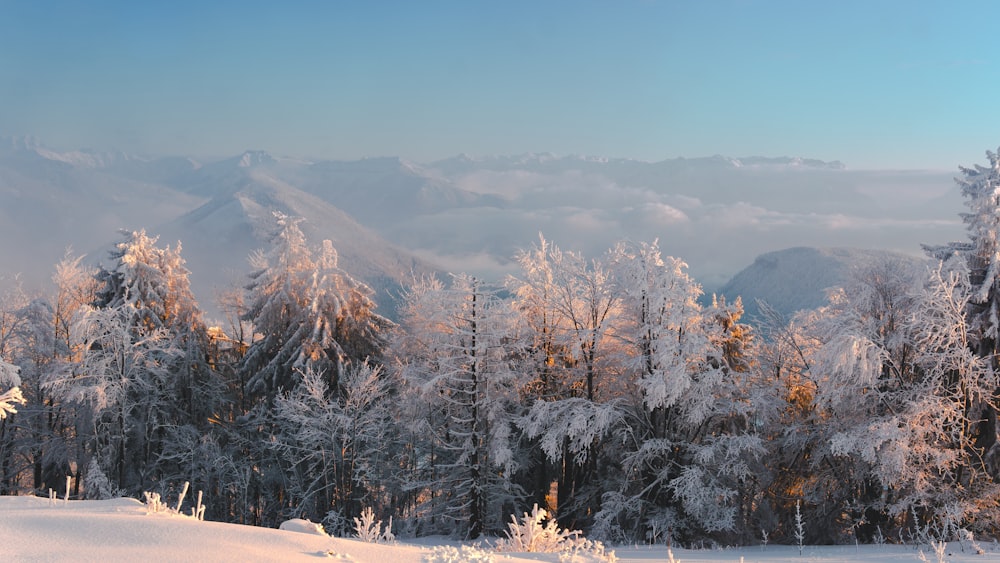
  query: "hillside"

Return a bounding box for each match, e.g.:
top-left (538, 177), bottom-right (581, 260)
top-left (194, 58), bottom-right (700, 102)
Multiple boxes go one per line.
top-left (717, 247), bottom-right (929, 323)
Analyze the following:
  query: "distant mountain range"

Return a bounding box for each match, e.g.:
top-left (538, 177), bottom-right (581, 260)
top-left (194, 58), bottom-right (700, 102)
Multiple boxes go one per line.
top-left (0, 135), bottom-right (966, 321)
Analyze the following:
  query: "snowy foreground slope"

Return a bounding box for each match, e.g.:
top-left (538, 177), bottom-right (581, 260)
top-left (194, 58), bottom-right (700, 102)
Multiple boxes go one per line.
top-left (3, 497), bottom-right (999, 563)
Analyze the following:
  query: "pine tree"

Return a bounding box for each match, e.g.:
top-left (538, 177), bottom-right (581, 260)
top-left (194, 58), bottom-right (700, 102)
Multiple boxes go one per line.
top-left (924, 147), bottom-right (1000, 479)
top-left (237, 212), bottom-right (391, 527)
top-left (392, 274), bottom-right (522, 538)
top-left (241, 213), bottom-right (389, 402)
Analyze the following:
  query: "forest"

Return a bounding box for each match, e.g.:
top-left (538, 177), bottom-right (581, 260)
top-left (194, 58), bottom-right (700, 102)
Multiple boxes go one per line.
top-left (2, 150), bottom-right (1000, 548)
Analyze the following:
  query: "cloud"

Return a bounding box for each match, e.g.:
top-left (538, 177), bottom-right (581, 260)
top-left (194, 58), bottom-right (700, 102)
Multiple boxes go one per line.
top-left (627, 202), bottom-right (690, 225)
top-left (381, 162), bottom-right (967, 292)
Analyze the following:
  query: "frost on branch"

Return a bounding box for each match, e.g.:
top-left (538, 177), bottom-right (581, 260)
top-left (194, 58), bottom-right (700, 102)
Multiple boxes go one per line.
top-left (0, 360), bottom-right (24, 419)
top-left (0, 385), bottom-right (25, 420)
top-left (495, 504), bottom-right (616, 562)
top-left (353, 506), bottom-right (394, 543)
top-left (521, 398), bottom-right (623, 465)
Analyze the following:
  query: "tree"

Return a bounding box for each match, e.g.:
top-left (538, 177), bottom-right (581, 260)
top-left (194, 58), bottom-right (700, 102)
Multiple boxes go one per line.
top-left (784, 254), bottom-right (927, 541)
top-left (392, 274), bottom-right (522, 538)
top-left (42, 232), bottom-right (219, 497)
top-left (272, 361), bottom-right (395, 533)
top-left (0, 359), bottom-right (23, 419)
top-left (241, 213), bottom-right (389, 402)
top-left (588, 241), bottom-right (763, 543)
top-left (237, 212), bottom-right (391, 527)
top-left (45, 304), bottom-right (179, 493)
top-left (0, 280), bottom-right (29, 493)
top-left (924, 147), bottom-right (1000, 478)
top-left (512, 238), bottom-right (625, 531)
top-left (773, 251), bottom-right (1000, 541)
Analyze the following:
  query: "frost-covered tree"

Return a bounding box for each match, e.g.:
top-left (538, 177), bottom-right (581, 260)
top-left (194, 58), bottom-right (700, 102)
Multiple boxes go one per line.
top-left (271, 361), bottom-right (395, 533)
top-left (771, 250), bottom-right (1000, 541)
top-left (923, 148), bottom-right (1000, 481)
top-left (780, 255), bottom-right (926, 541)
top-left (45, 304), bottom-right (179, 492)
top-left (241, 213), bottom-right (389, 402)
top-left (12, 253), bottom-right (100, 498)
top-left (392, 274), bottom-right (522, 539)
top-left (0, 361), bottom-right (23, 419)
top-left (512, 238), bottom-right (625, 530)
top-left (236, 212), bottom-right (391, 526)
top-left (40, 232), bottom-right (219, 496)
top-left (588, 241), bottom-right (762, 543)
top-left (515, 239), bottom-right (762, 542)
top-left (0, 361), bottom-right (26, 491)
top-left (0, 280), bottom-right (29, 493)
top-left (94, 230), bottom-right (218, 422)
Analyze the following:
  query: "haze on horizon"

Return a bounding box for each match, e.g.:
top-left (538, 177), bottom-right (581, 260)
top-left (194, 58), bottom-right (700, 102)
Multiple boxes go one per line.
top-left (2, 1), bottom-right (999, 170)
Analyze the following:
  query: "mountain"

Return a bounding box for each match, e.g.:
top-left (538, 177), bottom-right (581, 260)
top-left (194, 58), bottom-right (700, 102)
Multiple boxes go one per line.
top-left (0, 138), bottom-right (207, 290)
top-left (0, 136), bottom-right (965, 321)
top-left (150, 162), bottom-right (443, 320)
top-left (0, 141), bottom-right (443, 319)
top-left (717, 246), bottom-right (928, 323)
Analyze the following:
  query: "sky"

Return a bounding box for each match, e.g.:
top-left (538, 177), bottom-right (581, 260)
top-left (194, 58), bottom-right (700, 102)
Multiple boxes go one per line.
top-left (2, 0), bottom-right (999, 169)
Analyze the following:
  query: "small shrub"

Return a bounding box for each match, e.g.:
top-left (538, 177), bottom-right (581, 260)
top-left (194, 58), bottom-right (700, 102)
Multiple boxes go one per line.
top-left (495, 504), bottom-right (616, 562)
top-left (353, 506), bottom-right (394, 543)
top-left (83, 459), bottom-right (113, 500)
top-left (142, 481), bottom-right (205, 520)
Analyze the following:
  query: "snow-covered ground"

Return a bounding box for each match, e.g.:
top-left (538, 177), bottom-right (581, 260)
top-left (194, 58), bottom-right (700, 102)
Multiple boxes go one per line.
top-left (2, 495), bottom-right (998, 563)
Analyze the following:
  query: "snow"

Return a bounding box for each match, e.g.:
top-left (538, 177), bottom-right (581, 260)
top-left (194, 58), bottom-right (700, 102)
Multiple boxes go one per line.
top-left (2, 496), bottom-right (998, 563)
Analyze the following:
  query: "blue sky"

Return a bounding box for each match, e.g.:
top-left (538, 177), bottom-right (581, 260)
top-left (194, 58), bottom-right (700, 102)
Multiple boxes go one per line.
top-left (1, 0), bottom-right (998, 169)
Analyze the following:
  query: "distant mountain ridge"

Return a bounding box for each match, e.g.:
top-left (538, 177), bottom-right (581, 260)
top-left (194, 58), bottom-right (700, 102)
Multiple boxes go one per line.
top-left (0, 134), bottom-right (963, 323)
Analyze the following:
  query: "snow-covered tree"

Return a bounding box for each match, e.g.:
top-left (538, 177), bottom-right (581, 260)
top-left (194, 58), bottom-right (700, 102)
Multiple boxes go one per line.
top-left (512, 238), bottom-right (626, 530)
top-left (515, 239), bottom-right (762, 542)
top-left (769, 249), bottom-right (1000, 541)
top-left (272, 361), bottom-right (395, 532)
top-left (40, 232), bottom-right (219, 496)
top-left (392, 274), bottom-right (522, 538)
top-left (589, 241), bottom-right (762, 542)
top-left (924, 147), bottom-right (1000, 477)
top-left (235, 212), bottom-right (391, 527)
top-left (93, 230), bottom-right (218, 423)
top-left (45, 304), bottom-right (179, 492)
top-left (0, 280), bottom-right (29, 493)
top-left (241, 213), bottom-right (389, 402)
top-left (0, 364), bottom-right (23, 420)
top-left (776, 255), bottom-right (926, 541)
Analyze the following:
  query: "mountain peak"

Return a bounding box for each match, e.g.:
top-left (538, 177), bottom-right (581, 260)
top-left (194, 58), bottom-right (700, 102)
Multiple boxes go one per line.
top-left (729, 156), bottom-right (846, 170)
top-left (238, 150), bottom-right (275, 168)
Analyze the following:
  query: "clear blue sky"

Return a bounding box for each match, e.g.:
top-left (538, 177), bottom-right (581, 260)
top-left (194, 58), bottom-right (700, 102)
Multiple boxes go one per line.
top-left (1, 0), bottom-right (998, 169)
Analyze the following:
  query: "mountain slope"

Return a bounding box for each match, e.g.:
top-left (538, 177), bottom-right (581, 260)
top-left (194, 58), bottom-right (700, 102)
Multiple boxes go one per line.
top-left (717, 247), bottom-right (928, 323)
top-left (152, 166), bottom-right (442, 320)
top-left (0, 139), bottom-right (206, 288)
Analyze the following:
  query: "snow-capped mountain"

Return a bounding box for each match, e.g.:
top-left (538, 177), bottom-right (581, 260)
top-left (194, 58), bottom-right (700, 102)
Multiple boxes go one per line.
top-left (152, 163), bottom-right (442, 319)
top-left (0, 135), bottom-right (966, 320)
top-left (0, 138), bottom-right (207, 290)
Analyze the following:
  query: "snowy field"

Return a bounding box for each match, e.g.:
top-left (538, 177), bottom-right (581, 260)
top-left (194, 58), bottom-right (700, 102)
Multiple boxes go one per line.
top-left (3, 496), bottom-right (999, 563)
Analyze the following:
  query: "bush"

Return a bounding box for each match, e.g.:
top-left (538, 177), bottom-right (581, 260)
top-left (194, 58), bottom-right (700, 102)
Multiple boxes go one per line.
top-left (353, 506), bottom-right (394, 543)
top-left (494, 504), bottom-right (616, 562)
